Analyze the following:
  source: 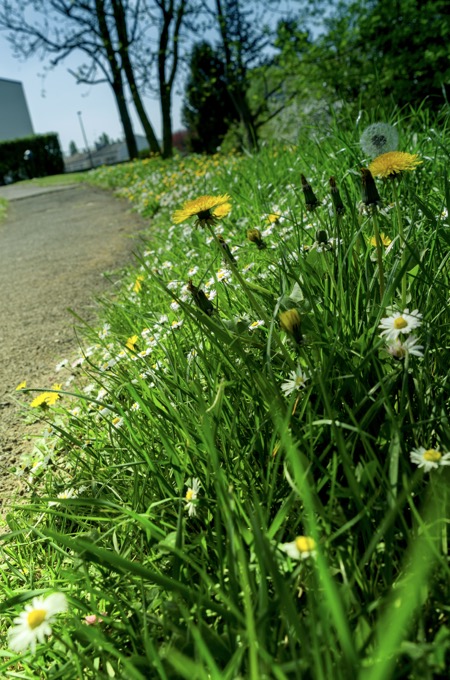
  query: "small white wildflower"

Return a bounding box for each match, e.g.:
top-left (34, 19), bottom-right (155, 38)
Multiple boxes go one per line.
top-left (55, 359), bottom-right (68, 372)
top-left (8, 593), bottom-right (68, 653)
top-left (98, 323), bottom-right (110, 340)
top-left (410, 446), bottom-right (450, 473)
top-left (187, 349), bottom-right (198, 363)
top-left (170, 301), bottom-right (180, 312)
top-left (48, 487), bottom-right (78, 507)
top-left (281, 366), bottom-right (309, 396)
top-left (379, 308), bottom-right (422, 340)
top-left (171, 319), bottom-right (184, 330)
top-left (185, 477), bottom-right (201, 517)
top-left (216, 268), bottom-right (232, 283)
top-left (279, 536), bottom-right (316, 560)
top-left (386, 335), bottom-right (424, 359)
top-left (248, 320), bottom-right (265, 331)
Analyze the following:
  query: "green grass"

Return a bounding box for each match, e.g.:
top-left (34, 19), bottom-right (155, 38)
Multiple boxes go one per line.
top-left (12, 172), bottom-right (88, 187)
top-left (0, 197), bottom-right (7, 221)
top-left (1, 105), bottom-right (449, 679)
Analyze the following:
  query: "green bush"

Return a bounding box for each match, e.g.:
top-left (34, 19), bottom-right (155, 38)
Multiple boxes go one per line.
top-left (0, 133), bottom-right (64, 184)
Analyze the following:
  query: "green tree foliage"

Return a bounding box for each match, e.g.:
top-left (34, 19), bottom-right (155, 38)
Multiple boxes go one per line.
top-left (68, 140), bottom-right (79, 156)
top-left (310, 0), bottom-right (450, 110)
top-left (356, 0), bottom-right (450, 108)
top-left (182, 41), bottom-right (239, 153)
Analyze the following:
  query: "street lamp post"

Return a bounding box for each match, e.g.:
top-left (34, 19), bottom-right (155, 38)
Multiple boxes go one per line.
top-left (77, 111), bottom-right (94, 169)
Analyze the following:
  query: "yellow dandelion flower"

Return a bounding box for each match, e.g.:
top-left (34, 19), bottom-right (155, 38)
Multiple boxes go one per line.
top-left (369, 232), bottom-right (392, 247)
top-left (266, 213), bottom-right (280, 224)
top-left (212, 202), bottom-right (232, 219)
top-left (369, 151), bottom-right (422, 178)
top-left (16, 380), bottom-right (27, 390)
top-left (30, 385), bottom-right (61, 408)
top-left (30, 393), bottom-right (50, 408)
top-left (172, 194), bottom-right (231, 227)
top-left (126, 334), bottom-right (139, 351)
top-left (133, 275), bottom-right (144, 293)
top-left (45, 384), bottom-right (62, 406)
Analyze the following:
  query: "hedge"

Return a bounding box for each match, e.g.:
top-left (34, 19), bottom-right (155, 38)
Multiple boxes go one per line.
top-left (0, 133), bottom-right (64, 185)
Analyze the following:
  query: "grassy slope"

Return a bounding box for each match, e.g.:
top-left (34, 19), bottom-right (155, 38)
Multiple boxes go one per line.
top-left (1, 108), bottom-right (449, 679)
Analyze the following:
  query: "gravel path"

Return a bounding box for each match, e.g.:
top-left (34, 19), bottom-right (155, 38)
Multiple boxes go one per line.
top-left (0, 184), bottom-right (146, 511)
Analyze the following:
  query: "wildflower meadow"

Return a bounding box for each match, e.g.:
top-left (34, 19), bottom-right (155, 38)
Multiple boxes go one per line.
top-left (1, 107), bottom-right (449, 678)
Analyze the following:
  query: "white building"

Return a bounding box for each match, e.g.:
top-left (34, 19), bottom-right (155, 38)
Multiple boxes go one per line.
top-left (0, 78), bottom-right (34, 142)
top-left (64, 135), bottom-right (149, 172)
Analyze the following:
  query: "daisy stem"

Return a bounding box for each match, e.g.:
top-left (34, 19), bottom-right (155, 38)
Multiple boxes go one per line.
top-left (372, 211), bottom-right (385, 300)
top-left (392, 181), bottom-right (407, 308)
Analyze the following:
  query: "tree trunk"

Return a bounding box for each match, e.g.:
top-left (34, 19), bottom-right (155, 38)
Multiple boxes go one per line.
top-left (112, 0), bottom-right (161, 155)
top-left (160, 86), bottom-right (172, 159)
top-left (215, 0), bottom-right (259, 151)
top-left (95, 0), bottom-right (138, 159)
top-left (112, 79), bottom-right (138, 159)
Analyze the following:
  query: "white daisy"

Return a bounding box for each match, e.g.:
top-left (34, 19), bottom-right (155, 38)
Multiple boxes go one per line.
top-left (378, 308), bottom-right (422, 340)
top-left (216, 268), bottom-right (232, 283)
top-left (98, 323), bottom-right (110, 340)
top-left (279, 536), bottom-right (316, 560)
top-left (281, 366), bottom-right (309, 396)
top-left (410, 446), bottom-right (450, 473)
top-left (55, 359), bottom-right (68, 372)
top-left (248, 320), bottom-right (265, 331)
top-left (185, 477), bottom-right (201, 517)
top-left (171, 319), bottom-right (184, 330)
top-left (386, 335), bottom-right (424, 359)
top-left (48, 487), bottom-right (78, 507)
top-left (8, 592), bottom-right (68, 653)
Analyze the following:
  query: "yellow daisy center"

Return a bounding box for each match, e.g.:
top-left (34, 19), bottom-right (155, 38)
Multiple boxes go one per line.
top-left (185, 489), bottom-right (194, 501)
top-left (423, 449), bottom-right (441, 462)
top-left (295, 536), bottom-right (316, 553)
top-left (27, 609), bottom-right (47, 629)
top-left (393, 317), bottom-right (408, 329)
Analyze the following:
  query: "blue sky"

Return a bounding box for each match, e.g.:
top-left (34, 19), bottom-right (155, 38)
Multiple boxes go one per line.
top-left (0, 33), bottom-right (183, 155)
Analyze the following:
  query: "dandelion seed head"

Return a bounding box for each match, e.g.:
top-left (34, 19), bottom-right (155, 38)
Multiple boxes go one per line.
top-left (360, 122), bottom-right (399, 158)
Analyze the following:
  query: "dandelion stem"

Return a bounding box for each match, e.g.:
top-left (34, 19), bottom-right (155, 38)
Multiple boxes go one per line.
top-left (392, 181), bottom-right (407, 307)
top-left (372, 211), bottom-right (385, 300)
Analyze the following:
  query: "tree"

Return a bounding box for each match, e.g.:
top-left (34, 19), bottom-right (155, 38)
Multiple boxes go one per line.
top-left (353, 0), bottom-right (450, 108)
top-left (110, 0), bottom-right (161, 154)
top-left (0, 1), bottom-right (180, 158)
top-left (304, 0), bottom-right (450, 111)
top-left (212, 0), bottom-right (266, 150)
top-left (68, 140), bottom-right (79, 156)
top-left (182, 41), bottom-right (238, 152)
top-left (204, 0), bottom-right (304, 151)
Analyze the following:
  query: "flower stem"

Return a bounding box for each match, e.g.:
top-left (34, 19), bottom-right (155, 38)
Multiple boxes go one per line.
top-left (392, 181), bottom-right (407, 308)
top-left (372, 210), bottom-right (385, 300)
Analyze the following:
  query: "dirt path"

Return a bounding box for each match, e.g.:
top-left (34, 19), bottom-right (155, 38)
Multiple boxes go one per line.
top-left (0, 184), bottom-right (146, 511)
